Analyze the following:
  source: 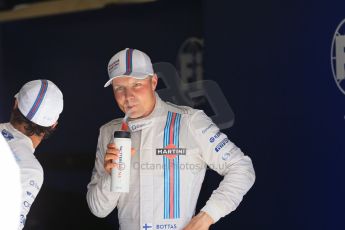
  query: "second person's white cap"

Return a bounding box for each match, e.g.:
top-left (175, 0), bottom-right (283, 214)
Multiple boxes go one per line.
top-left (15, 79), bottom-right (64, 127)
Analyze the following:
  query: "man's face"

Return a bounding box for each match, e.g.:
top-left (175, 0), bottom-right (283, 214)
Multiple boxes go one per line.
top-left (112, 75), bottom-right (158, 119)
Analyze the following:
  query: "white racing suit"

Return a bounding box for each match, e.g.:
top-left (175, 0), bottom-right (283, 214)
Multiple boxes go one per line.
top-left (86, 94), bottom-right (255, 230)
top-left (0, 128), bottom-right (21, 230)
top-left (0, 123), bottom-right (43, 230)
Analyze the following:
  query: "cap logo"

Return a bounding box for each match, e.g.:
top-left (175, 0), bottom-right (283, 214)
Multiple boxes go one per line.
top-left (108, 59), bottom-right (119, 73)
top-left (26, 80), bottom-right (48, 121)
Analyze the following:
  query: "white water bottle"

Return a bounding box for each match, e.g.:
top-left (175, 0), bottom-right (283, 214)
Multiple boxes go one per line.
top-left (111, 131), bottom-right (131, 193)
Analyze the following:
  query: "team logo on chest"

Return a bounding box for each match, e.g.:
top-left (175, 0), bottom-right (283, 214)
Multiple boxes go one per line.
top-left (156, 144), bottom-right (186, 159)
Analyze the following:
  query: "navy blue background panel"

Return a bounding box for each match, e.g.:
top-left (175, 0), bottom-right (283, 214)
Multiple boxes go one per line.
top-left (203, 1), bottom-right (345, 229)
top-left (0, 0), bottom-right (344, 229)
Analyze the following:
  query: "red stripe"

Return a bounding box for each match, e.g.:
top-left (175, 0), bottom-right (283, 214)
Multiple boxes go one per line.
top-left (169, 113), bottom-right (176, 145)
top-left (126, 49), bottom-right (131, 74)
top-left (169, 159), bottom-right (174, 218)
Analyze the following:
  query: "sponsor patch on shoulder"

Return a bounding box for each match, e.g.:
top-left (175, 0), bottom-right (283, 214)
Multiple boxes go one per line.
top-left (201, 123), bottom-right (214, 134)
top-left (209, 131), bottom-right (221, 143)
top-left (1, 129), bottom-right (14, 141)
top-left (215, 138), bottom-right (229, 152)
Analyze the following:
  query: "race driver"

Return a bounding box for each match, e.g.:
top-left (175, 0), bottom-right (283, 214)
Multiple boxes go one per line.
top-left (0, 79), bottom-right (64, 229)
top-left (86, 48), bottom-right (255, 230)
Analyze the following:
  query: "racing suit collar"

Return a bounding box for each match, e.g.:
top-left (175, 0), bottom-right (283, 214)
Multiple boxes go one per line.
top-left (7, 122), bottom-right (35, 152)
top-left (127, 93), bottom-right (164, 132)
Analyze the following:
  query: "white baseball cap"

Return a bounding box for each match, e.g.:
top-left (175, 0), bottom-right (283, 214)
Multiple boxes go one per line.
top-left (104, 48), bottom-right (154, 87)
top-left (15, 79), bottom-right (64, 127)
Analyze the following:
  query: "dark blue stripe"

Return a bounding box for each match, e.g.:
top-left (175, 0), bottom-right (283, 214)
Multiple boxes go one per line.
top-left (177, 155), bottom-right (180, 218)
top-left (173, 114), bottom-right (178, 218)
top-left (176, 114), bottom-right (181, 218)
top-left (174, 114), bottom-right (181, 218)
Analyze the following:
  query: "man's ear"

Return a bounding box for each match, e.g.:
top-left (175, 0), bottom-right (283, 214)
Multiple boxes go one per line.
top-left (13, 99), bottom-right (18, 109)
top-left (151, 74), bottom-right (158, 91)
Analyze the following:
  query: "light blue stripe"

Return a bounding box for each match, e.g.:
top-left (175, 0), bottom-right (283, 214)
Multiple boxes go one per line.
top-left (163, 112), bottom-right (169, 146)
top-left (167, 112), bottom-right (173, 145)
top-left (166, 157), bottom-right (170, 218)
top-left (164, 112), bottom-right (172, 147)
top-left (176, 114), bottom-right (181, 147)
